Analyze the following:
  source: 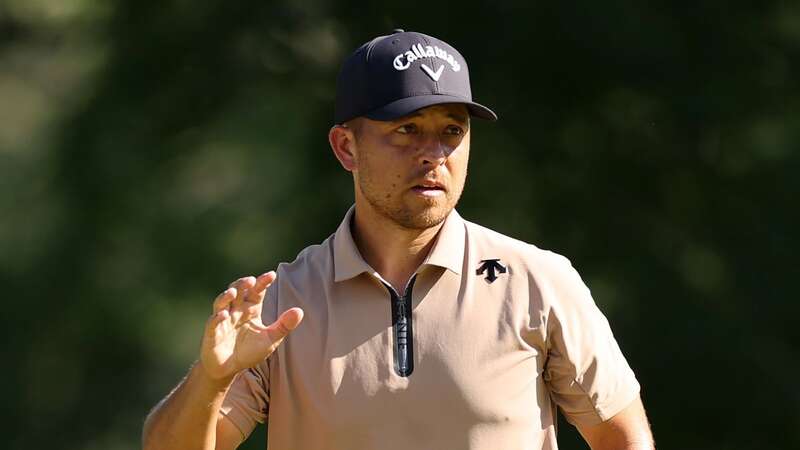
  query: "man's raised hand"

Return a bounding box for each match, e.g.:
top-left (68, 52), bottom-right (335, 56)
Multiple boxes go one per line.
top-left (199, 271), bottom-right (304, 384)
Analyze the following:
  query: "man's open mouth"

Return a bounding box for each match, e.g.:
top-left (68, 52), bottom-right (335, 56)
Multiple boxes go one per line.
top-left (411, 184), bottom-right (446, 196)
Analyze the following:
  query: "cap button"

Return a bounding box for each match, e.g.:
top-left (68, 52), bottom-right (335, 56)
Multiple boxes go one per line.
top-left (391, 28), bottom-right (405, 34)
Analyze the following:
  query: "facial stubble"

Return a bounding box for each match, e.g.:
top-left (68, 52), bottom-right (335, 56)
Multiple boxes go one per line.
top-left (355, 151), bottom-right (467, 231)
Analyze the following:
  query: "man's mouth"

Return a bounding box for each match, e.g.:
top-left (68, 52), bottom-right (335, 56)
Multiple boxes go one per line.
top-left (411, 182), bottom-right (446, 197)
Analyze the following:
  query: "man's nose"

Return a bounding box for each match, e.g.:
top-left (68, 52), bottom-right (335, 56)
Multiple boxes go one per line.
top-left (417, 133), bottom-right (452, 166)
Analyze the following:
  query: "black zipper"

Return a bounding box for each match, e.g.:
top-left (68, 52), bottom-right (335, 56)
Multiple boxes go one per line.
top-left (382, 275), bottom-right (417, 377)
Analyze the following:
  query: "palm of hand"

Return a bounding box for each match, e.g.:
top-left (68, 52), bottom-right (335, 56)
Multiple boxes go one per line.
top-left (198, 272), bottom-right (303, 383)
top-left (204, 303), bottom-right (271, 380)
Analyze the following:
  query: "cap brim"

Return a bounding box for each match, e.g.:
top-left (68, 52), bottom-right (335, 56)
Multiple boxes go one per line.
top-left (364, 94), bottom-right (498, 122)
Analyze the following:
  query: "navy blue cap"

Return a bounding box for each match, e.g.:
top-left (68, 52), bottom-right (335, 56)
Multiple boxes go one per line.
top-left (334, 30), bottom-right (498, 124)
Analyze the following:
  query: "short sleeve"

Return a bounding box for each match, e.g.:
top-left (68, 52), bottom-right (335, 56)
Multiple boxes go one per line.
top-left (219, 281), bottom-right (279, 438)
top-left (220, 362), bottom-right (270, 438)
top-left (541, 254), bottom-right (640, 427)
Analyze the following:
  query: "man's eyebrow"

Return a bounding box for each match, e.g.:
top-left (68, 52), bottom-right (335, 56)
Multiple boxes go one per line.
top-left (396, 111), bottom-right (422, 120)
top-left (448, 112), bottom-right (469, 123)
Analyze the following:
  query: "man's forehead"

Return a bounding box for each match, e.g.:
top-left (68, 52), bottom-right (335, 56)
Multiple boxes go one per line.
top-left (389, 104), bottom-right (470, 122)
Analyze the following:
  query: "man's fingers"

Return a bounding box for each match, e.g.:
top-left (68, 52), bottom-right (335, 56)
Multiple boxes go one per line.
top-left (247, 271), bottom-right (277, 303)
top-left (213, 288), bottom-right (236, 313)
top-left (231, 276), bottom-right (256, 307)
top-left (239, 302), bottom-right (262, 324)
top-left (228, 276), bottom-right (256, 289)
top-left (206, 309), bottom-right (230, 333)
top-left (212, 273), bottom-right (277, 326)
top-left (264, 307), bottom-right (304, 343)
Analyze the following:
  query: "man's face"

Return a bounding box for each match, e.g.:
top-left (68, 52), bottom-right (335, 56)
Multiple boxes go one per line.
top-left (349, 103), bottom-right (470, 230)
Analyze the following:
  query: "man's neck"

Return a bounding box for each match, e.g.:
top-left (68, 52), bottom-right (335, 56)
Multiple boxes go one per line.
top-left (351, 203), bottom-right (445, 292)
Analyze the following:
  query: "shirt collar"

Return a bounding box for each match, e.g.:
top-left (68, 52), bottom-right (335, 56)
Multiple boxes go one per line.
top-left (420, 208), bottom-right (465, 275)
top-left (332, 205), bottom-right (466, 283)
top-left (333, 206), bottom-right (373, 282)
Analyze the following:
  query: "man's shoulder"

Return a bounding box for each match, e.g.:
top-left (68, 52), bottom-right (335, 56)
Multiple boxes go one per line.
top-left (463, 218), bottom-right (572, 269)
top-left (463, 218), bottom-right (592, 307)
top-left (275, 233), bottom-right (335, 280)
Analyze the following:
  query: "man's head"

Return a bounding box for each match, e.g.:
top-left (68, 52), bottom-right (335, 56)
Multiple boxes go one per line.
top-left (329, 30), bottom-right (497, 229)
top-left (331, 103), bottom-right (470, 229)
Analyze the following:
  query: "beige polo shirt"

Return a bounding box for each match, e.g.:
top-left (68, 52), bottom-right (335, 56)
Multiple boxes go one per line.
top-left (221, 207), bottom-right (640, 450)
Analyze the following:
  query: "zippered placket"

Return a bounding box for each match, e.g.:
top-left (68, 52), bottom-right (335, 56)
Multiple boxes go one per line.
top-left (382, 275), bottom-right (417, 377)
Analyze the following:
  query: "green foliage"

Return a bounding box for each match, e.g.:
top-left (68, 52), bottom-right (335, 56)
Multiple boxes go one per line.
top-left (1, 0), bottom-right (798, 449)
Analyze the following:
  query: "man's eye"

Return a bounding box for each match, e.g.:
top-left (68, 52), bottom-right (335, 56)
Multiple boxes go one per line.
top-left (396, 124), bottom-right (418, 134)
top-left (444, 125), bottom-right (464, 135)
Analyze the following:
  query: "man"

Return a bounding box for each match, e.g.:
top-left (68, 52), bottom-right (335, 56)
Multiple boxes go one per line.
top-left (142, 30), bottom-right (654, 450)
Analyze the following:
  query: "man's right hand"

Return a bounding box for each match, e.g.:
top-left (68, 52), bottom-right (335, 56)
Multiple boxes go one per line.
top-left (199, 271), bottom-right (304, 384)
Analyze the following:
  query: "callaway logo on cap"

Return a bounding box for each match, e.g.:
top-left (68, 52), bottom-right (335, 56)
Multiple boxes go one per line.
top-left (334, 29), bottom-right (498, 124)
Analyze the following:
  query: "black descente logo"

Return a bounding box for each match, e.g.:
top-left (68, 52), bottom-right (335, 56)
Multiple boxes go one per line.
top-left (477, 259), bottom-right (507, 283)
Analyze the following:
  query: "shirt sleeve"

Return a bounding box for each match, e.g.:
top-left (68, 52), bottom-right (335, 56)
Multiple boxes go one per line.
top-left (220, 362), bottom-right (270, 438)
top-left (541, 253), bottom-right (640, 427)
top-left (219, 281), bottom-right (279, 438)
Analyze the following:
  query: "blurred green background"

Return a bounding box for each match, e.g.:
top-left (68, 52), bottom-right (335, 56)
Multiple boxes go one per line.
top-left (2, 0), bottom-right (798, 449)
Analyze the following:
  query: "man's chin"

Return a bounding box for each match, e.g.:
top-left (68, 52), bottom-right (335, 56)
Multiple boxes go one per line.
top-left (361, 189), bottom-right (457, 230)
top-left (393, 202), bottom-right (453, 230)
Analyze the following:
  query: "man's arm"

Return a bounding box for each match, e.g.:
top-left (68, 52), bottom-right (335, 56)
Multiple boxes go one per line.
top-left (575, 395), bottom-right (655, 450)
top-left (141, 272), bottom-right (304, 450)
top-left (142, 362), bottom-right (243, 450)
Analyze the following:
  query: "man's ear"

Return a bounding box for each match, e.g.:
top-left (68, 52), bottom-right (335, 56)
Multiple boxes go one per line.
top-left (329, 125), bottom-right (357, 172)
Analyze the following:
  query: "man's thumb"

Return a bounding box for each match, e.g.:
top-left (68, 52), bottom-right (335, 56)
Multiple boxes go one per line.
top-left (279, 307), bottom-right (304, 332)
top-left (265, 307), bottom-right (304, 343)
